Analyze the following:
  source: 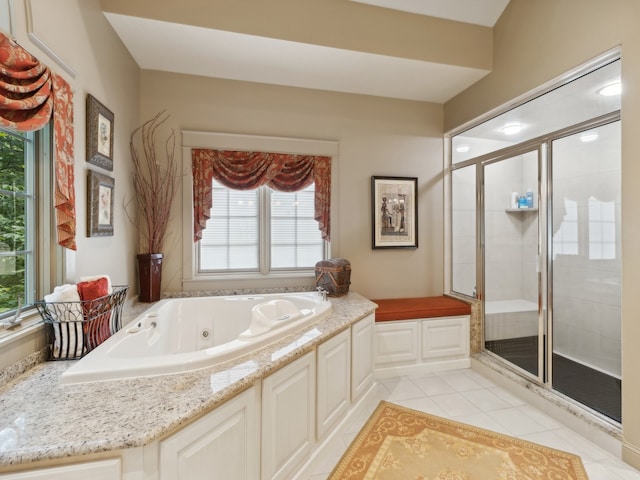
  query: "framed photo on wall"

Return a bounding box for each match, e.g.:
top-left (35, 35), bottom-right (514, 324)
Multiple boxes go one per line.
top-left (371, 176), bottom-right (418, 249)
top-left (87, 170), bottom-right (114, 237)
top-left (86, 94), bottom-right (114, 171)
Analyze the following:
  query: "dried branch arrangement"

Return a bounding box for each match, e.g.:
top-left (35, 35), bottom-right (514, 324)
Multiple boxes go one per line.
top-left (129, 111), bottom-right (180, 254)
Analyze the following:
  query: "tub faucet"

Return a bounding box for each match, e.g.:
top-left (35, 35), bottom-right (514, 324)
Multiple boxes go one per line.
top-left (316, 286), bottom-right (328, 302)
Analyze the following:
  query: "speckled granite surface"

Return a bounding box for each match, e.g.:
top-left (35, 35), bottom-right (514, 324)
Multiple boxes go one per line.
top-left (0, 292), bottom-right (376, 468)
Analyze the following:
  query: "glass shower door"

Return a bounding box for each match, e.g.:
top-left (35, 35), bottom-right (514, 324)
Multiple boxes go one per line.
top-left (550, 121), bottom-right (621, 422)
top-left (484, 150), bottom-right (541, 377)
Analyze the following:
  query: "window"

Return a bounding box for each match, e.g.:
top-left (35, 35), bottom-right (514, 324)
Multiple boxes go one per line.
top-left (198, 180), bottom-right (326, 274)
top-left (588, 197), bottom-right (616, 260)
top-left (0, 0), bottom-right (12, 36)
top-left (552, 198), bottom-right (578, 258)
top-left (0, 125), bottom-right (56, 321)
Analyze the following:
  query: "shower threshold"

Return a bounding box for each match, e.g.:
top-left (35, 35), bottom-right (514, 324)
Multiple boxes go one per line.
top-left (485, 336), bottom-right (621, 423)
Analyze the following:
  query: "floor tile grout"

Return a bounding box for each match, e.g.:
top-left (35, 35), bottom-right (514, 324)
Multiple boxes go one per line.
top-left (307, 368), bottom-right (640, 480)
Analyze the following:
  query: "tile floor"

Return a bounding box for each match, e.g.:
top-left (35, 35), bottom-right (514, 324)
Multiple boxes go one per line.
top-left (307, 368), bottom-right (640, 480)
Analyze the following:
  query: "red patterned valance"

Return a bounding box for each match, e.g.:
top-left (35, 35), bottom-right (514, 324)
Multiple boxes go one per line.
top-left (192, 149), bottom-right (331, 242)
top-left (0, 33), bottom-right (76, 250)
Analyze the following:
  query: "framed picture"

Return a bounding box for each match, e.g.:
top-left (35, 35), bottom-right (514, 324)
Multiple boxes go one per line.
top-left (86, 94), bottom-right (114, 171)
top-left (87, 170), bottom-right (114, 237)
top-left (371, 176), bottom-right (418, 249)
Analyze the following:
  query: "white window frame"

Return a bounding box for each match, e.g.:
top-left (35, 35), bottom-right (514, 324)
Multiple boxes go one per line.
top-left (0, 123), bottom-right (62, 343)
top-left (181, 131), bottom-right (339, 292)
top-left (198, 182), bottom-right (327, 274)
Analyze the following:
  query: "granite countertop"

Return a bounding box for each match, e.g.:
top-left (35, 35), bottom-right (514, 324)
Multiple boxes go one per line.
top-left (0, 292), bottom-right (376, 469)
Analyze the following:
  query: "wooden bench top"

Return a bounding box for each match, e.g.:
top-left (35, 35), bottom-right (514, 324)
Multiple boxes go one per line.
top-left (371, 296), bottom-right (471, 322)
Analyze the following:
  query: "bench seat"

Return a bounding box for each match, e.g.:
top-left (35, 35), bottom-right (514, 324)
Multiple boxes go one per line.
top-left (372, 296), bottom-right (471, 322)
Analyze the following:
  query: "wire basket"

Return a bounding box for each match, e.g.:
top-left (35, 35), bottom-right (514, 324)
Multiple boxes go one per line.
top-left (35, 285), bottom-right (129, 360)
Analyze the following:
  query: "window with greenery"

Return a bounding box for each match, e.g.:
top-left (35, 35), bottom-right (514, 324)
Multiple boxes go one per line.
top-left (198, 180), bottom-right (326, 274)
top-left (0, 125), bottom-right (53, 319)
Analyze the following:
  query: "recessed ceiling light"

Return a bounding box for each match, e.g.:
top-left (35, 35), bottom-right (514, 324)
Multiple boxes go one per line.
top-left (501, 123), bottom-right (523, 135)
top-left (597, 81), bottom-right (621, 96)
top-left (456, 144), bottom-right (470, 153)
top-left (580, 131), bottom-right (599, 143)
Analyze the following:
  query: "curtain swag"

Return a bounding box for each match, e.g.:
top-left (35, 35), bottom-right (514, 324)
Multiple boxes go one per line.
top-left (0, 33), bottom-right (76, 250)
top-left (192, 149), bottom-right (331, 242)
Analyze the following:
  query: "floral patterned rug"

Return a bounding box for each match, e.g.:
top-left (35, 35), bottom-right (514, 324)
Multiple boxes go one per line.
top-left (329, 401), bottom-right (589, 480)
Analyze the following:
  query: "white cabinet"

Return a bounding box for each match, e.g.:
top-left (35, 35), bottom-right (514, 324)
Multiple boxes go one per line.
top-left (159, 386), bottom-right (260, 480)
top-left (0, 459), bottom-right (122, 480)
top-left (262, 351), bottom-right (316, 480)
top-left (351, 314), bottom-right (374, 401)
top-left (316, 329), bottom-right (350, 440)
top-left (374, 316), bottom-right (470, 377)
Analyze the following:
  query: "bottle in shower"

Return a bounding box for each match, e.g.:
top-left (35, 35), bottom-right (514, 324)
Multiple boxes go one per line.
top-left (526, 189), bottom-right (534, 208)
top-left (510, 189), bottom-right (519, 209)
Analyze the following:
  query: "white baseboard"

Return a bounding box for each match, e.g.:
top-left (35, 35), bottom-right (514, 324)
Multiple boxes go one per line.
top-left (623, 441), bottom-right (640, 470)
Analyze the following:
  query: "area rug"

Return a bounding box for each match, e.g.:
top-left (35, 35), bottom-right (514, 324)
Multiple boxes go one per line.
top-left (329, 401), bottom-right (589, 479)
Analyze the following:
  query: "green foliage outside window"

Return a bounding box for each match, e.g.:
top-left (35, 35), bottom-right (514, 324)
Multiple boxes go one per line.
top-left (0, 131), bottom-right (27, 314)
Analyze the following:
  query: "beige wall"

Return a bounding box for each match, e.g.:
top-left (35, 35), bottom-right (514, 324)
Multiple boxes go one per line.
top-left (139, 70), bottom-right (444, 300)
top-left (444, 0), bottom-right (640, 467)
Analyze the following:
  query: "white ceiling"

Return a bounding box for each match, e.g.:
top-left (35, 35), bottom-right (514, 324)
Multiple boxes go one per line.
top-left (349, 0), bottom-right (511, 27)
top-left (105, 1), bottom-right (510, 103)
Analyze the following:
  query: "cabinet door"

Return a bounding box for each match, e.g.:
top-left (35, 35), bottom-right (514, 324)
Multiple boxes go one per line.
top-left (159, 386), bottom-right (259, 480)
top-left (421, 316), bottom-right (470, 360)
top-left (0, 459), bottom-right (121, 480)
top-left (351, 314), bottom-right (374, 401)
top-left (374, 320), bottom-right (419, 365)
top-left (262, 351), bottom-right (316, 480)
top-left (317, 329), bottom-right (350, 440)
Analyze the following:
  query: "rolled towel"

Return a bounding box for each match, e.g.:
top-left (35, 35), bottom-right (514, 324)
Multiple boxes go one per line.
top-left (44, 284), bottom-right (84, 359)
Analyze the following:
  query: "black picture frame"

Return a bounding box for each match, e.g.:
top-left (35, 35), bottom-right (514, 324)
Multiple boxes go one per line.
top-left (371, 176), bottom-right (418, 249)
top-left (86, 94), bottom-right (114, 171)
top-left (87, 170), bottom-right (114, 237)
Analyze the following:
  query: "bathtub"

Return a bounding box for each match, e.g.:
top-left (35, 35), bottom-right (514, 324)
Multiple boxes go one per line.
top-left (60, 292), bottom-right (332, 384)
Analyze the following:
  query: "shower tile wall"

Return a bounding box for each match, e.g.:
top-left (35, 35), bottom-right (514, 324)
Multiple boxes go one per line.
top-left (484, 154), bottom-right (538, 302)
top-left (484, 152), bottom-right (538, 341)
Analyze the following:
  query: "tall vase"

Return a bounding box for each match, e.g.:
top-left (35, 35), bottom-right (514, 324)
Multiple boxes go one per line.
top-left (137, 253), bottom-right (163, 302)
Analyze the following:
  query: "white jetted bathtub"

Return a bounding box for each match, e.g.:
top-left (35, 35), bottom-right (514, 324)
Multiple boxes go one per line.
top-left (61, 292), bottom-right (332, 384)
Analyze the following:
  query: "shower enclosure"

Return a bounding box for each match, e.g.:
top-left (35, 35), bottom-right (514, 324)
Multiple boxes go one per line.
top-left (449, 55), bottom-right (622, 423)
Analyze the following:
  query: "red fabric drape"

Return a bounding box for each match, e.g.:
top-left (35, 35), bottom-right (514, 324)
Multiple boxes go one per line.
top-left (0, 33), bottom-right (76, 250)
top-left (192, 149), bottom-right (331, 242)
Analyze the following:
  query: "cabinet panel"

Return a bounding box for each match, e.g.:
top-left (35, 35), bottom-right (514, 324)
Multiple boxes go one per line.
top-left (374, 321), bottom-right (419, 365)
top-left (422, 317), bottom-right (470, 360)
top-left (317, 329), bottom-right (350, 440)
top-left (262, 351), bottom-right (316, 480)
top-left (0, 459), bottom-right (121, 480)
top-left (159, 386), bottom-right (259, 480)
top-left (351, 314), bottom-right (374, 401)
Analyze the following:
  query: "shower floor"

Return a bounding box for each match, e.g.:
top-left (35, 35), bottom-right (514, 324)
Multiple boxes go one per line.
top-left (485, 336), bottom-right (621, 423)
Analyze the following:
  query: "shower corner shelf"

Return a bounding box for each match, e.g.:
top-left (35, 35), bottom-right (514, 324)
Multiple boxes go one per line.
top-left (505, 208), bottom-right (538, 213)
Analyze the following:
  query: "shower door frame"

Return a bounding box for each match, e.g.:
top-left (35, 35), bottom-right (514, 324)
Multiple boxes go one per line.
top-left (545, 113), bottom-right (622, 402)
top-left (471, 111), bottom-right (621, 393)
top-left (477, 142), bottom-right (546, 384)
